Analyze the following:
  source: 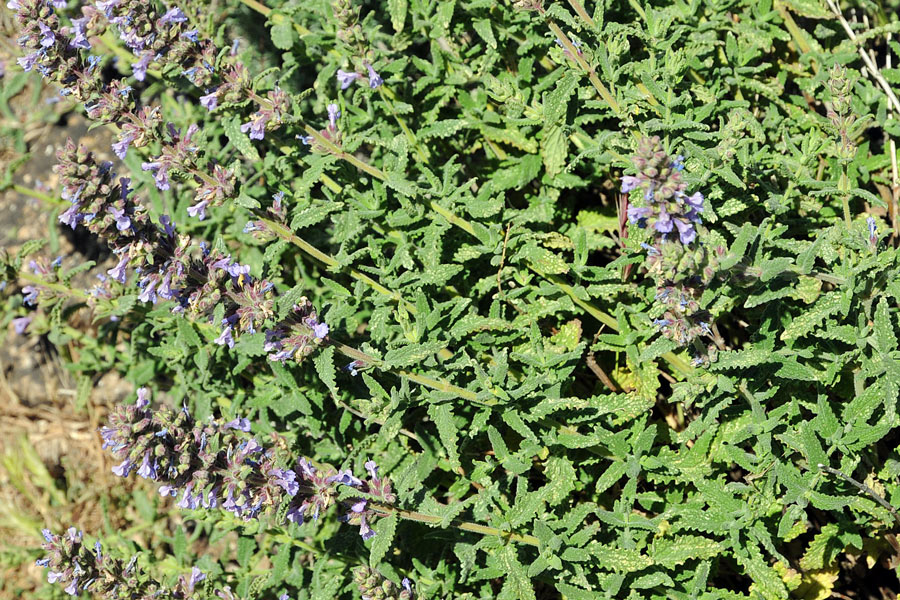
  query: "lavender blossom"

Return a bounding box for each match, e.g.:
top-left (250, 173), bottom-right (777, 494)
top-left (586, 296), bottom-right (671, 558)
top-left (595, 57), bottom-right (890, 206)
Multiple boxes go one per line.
top-left (621, 136), bottom-right (703, 245)
top-left (101, 389), bottom-right (396, 537)
top-left (12, 315), bottom-right (33, 334)
top-left (37, 527), bottom-right (200, 599)
top-left (336, 69), bottom-right (360, 89)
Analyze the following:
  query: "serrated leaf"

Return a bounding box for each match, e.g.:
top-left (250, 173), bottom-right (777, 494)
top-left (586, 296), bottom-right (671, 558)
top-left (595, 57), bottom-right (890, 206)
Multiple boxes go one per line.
top-left (383, 341), bottom-right (447, 368)
top-left (428, 404), bottom-right (460, 469)
top-left (781, 292), bottom-right (842, 341)
top-left (369, 512), bottom-right (398, 567)
top-left (387, 0), bottom-right (407, 32)
top-left (313, 345), bottom-right (337, 395)
top-left (223, 116), bottom-right (261, 161)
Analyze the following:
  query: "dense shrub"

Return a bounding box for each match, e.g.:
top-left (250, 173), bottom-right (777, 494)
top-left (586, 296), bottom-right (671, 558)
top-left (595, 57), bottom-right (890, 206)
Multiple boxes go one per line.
top-left (3, 0), bottom-right (900, 597)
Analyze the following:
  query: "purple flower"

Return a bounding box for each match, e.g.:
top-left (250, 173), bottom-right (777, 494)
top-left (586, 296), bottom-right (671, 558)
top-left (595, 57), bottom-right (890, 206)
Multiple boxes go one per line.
top-left (22, 285), bottom-right (39, 305)
top-left (112, 458), bottom-right (134, 477)
top-left (364, 460), bottom-right (378, 479)
top-left (199, 90), bottom-right (219, 111)
top-left (109, 206), bottom-right (131, 231)
top-left (214, 324), bottom-right (235, 348)
top-left (112, 132), bottom-right (135, 160)
top-left (224, 417), bottom-right (250, 431)
top-left (327, 103), bottom-right (340, 129)
top-left (18, 51), bottom-right (42, 72)
top-left (674, 219), bottom-right (696, 244)
top-left (38, 22), bottom-right (55, 48)
top-left (330, 469), bottom-right (362, 487)
top-left (182, 29), bottom-right (200, 43)
top-left (141, 161), bottom-right (170, 190)
top-left (136, 387), bottom-right (151, 407)
top-left (64, 579), bottom-right (79, 596)
top-left (867, 216), bottom-right (877, 243)
top-left (312, 322), bottom-right (329, 339)
top-left (159, 7), bottom-right (187, 24)
top-left (621, 175), bottom-right (640, 193)
top-left (336, 69), bottom-right (360, 89)
top-left (12, 316), bottom-right (33, 335)
top-left (365, 63), bottom-right (383, 89)
top-left (654, 209), bottom-right (673, 233)
top-left (6, 0), bottom-right (22, 9)
top-left (108, 255), bottom-right (128, 284)
top-left (271, 468), bottom-right (299, 496)
top-left (137, 452), bottom-right (158, 479)
top-left (240, 118), bottom-right (265, 141)
top-left (187, 199), bottom-right (209, 220)
top-left (159, 485), bottom-right (178, 497)
top-left (627, 205), bottom-right (652, 225)
top-left (69, 16), bottom-right (92, 50)
top-left (132, 51), bottom-right (154, 82)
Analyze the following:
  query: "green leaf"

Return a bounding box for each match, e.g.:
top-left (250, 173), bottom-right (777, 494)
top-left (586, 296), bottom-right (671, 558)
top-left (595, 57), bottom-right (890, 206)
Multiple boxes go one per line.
top-left (780, 292), bottom-right (842, 341)
top-left (496, 546), bottom-right (536, 600)
top-left (270, 14), bottom-right (296, 50)
top-left (542, 456), bottom-right (577, 506)
top-left (428, 403), bottom-right (461, 469)
top-left (387, 0), bottom-right (407, 32)
top-left (472, 19), bottom-right (496, 49)
top-left (223, 116), bottom-right (261, 161)
top-left (873, 297), bottom-right (897, 354)
top-left (313, 345), bottom-right (337, 396)
top-left (383, 342), bottom-right (447, 368)
top-left (369, 512), bottom-right (398, 567)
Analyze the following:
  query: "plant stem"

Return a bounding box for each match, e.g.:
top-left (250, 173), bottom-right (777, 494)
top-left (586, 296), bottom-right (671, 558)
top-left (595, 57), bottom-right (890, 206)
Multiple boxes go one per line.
top-left (544, 19), bottom-right (621, 117)
top-left (566, 0), bottom-right (595, 28)
top-left (370, 504), bottom-right (539, 546)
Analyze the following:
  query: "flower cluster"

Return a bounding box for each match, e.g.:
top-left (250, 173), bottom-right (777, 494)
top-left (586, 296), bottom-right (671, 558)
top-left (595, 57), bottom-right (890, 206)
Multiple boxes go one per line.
top-left (622, 137), bottom-right (723, 347)
top-left (54, 141), bottom-right (329, 363)
top-left (97, 0), bottom-right (218, 84)
top-left (622, 136), bottom-right (704, 245)
top-left (98, 0), bottom-right (293, 139)
top-left (37, 527), bottom-right (205, 598)
top-left (331, 0), bottom-right (383, 90)
top-left (12, 0), bottom-right (241, 215)
top-left (353, 566), bottom-right (415, 600)
top-left (101, 388), bottom-right (396, 539)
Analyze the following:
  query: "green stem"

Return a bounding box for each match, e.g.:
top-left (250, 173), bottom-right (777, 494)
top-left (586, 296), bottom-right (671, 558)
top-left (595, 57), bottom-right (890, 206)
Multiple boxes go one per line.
top-left (261, 218), bottom-right (416, 314)
top-left (370, 504), bottom-right (539, 546)
top-left (329, 341), bottom-right (493, 406)
top-left (566, 0), bottom-right (595, 28)
top-left (545, 19), bottom-right (622, 117)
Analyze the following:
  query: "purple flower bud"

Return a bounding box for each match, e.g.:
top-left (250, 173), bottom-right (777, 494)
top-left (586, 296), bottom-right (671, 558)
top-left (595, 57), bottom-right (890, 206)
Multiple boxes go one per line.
top-left (336, 69), bottom-right (360, 90)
